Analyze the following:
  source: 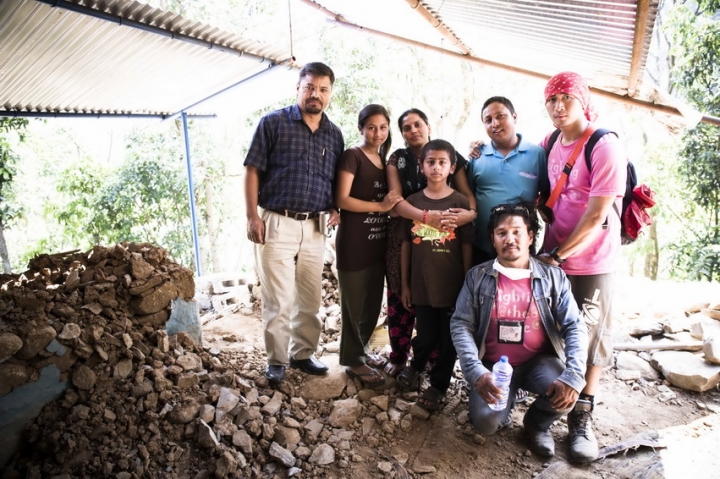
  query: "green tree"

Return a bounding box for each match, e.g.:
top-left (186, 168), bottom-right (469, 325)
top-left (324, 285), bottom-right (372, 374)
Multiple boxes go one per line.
top-left (93, 127), bottom-right (193, 265)
top-left (0, 118), bottom-right (29, 273)
top-left (665, 0), bottom-right (720, 280)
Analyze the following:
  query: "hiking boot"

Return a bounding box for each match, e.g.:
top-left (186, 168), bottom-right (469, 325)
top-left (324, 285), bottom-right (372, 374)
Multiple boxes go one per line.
top-left (523, 415), bottom-right (555, 456)
top-left (568, 399), bottom-right (598, 462)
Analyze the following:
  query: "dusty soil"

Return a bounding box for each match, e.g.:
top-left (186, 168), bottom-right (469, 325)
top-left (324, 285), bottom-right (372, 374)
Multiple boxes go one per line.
top-left (202, 275), bottom-right (720, 479)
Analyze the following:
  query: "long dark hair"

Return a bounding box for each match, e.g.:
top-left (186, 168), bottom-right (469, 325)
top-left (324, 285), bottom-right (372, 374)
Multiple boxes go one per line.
top-left (358, 104), bottom-right (392, 163)
top-left (397, 108), bottom-right (431, 147)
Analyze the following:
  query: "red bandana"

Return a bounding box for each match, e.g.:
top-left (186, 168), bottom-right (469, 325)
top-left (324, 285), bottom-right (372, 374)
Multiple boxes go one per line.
top-left (544, 72), bottom-right (598, 122)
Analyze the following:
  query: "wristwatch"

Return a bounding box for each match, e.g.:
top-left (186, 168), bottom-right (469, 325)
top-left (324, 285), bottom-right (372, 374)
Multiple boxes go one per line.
top-left (549, 247), bottom-right (566, 265)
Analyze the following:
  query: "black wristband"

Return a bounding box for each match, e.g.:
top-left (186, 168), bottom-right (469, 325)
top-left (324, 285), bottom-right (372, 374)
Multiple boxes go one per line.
top-left (550, 247), bottom-right (566, 265)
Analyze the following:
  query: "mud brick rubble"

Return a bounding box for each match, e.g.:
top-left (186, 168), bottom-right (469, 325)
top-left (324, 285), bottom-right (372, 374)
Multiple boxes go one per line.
top-left (0, 243), bottom-right (472, 479)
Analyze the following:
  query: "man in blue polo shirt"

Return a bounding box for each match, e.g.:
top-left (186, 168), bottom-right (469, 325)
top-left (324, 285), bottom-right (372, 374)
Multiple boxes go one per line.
top-left (244, 62), bottom-right (344, 383)
top-left (467, 97), bottom-right (547, 265)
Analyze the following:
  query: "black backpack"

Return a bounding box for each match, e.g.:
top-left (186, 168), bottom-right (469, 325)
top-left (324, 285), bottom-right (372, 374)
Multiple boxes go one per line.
top-left (545, 128), bottom-right (645, 245)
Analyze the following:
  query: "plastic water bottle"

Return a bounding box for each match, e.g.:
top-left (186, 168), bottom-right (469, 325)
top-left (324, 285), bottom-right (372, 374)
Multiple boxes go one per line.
top-left (488, 355), bottom-right (513, 411)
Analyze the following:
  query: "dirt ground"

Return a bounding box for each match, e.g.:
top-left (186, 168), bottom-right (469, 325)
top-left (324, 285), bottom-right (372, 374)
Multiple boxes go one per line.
top-left (203, 275), bottom-right (720, 479)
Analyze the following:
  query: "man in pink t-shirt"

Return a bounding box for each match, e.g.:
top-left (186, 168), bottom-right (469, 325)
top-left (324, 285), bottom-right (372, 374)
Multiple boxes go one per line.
top-left (536, 72), bottom-right (626, 463)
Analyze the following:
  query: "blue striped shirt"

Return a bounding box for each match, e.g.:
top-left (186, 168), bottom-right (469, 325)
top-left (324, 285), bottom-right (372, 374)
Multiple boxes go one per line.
top-left (244, 104), bottom-right (344, 212)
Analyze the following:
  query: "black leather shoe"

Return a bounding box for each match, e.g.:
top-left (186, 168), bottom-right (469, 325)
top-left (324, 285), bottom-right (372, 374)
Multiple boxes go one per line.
top-left (289, 356), bottom-right (328, 375)
top-left (523, 416), bottom-right (555, 457)
top-left (265, 365), bottom-right (285, 383)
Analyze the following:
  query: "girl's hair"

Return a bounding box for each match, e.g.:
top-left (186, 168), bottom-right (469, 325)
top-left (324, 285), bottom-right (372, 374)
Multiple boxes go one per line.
top-left (397, 108), bottom-right (430, 132)
top-left (358, 104), bottom-right (392, 162)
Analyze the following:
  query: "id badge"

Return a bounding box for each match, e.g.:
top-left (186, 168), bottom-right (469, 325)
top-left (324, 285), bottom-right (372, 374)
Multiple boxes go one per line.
top-left (498, 320), bottom-right (524, 344)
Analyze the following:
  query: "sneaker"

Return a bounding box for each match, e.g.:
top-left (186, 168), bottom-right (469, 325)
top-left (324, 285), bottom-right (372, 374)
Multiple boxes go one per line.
top-left (568, 399), bottom-right (599, 462)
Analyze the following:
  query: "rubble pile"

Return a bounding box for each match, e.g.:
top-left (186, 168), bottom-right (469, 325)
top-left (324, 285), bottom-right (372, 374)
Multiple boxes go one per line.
top-left (1, 242), bottom-right (441, 479)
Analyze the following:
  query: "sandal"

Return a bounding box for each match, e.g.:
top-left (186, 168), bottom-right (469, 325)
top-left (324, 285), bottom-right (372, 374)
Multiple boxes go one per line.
top-left (345, 367), bottom-right (386, 388)
top-left (417, 386), bottom-right (444, 411)
top-left (366, 353), bottom-right (387, 368)
top-left (384, 362), bottom-right (405, 377)
top-left (396, 366), bottom-right (420, 391)
top-left (515, 389), bottom-right (529, 404)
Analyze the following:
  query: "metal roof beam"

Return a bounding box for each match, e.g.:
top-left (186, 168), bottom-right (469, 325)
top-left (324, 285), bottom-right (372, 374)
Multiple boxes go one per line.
top-left (403, 0), bottom-right (472, 55)
top-left (628, 0), bottom-right (652, 96)
top-left (35, 0), bottom-right (270, 63)
top-left (0, 111), bottom-right (215, 119)
top-left (327, 17), bottom-right (720, 127)
top-left (167, 60), bottom-right (295, 121)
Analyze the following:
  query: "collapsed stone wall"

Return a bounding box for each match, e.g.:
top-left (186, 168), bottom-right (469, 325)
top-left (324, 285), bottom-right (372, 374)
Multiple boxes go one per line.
top-left (0, 243), bottom-right (218, 478)
top-left (0, 243), bottom-right (194, 397)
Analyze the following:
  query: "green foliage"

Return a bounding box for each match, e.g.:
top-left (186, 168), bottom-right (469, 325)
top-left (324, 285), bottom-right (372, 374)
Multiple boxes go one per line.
top-left (94, 128), bottom-right (193, 264)
top-left (664, 1), bottom-right (720, 281)
top-left (0, 118), bottom-right (29, 228)
top-left (666, 2), bottom-right (720, 113)
top-left (49, 126), bottom-right (194, 266)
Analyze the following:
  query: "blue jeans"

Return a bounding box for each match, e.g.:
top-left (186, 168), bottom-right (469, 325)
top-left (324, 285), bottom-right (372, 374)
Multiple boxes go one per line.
top-left (469, 354), bottom-right (573, 435)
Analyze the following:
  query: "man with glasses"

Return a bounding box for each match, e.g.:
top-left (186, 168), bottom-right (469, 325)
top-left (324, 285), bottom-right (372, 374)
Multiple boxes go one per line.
top-left (451, 202), bottom-right (588, 458)
top-left (536, 72), bottom-right (626, 462)
top-left (244, 62), bottom-right (344, 384)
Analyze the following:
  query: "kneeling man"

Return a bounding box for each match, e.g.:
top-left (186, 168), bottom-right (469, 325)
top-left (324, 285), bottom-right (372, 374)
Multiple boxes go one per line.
top-left (450, 203), bottom-right (588, 456)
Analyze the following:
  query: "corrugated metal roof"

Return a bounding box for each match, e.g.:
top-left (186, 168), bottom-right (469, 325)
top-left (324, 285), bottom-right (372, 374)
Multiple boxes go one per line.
top-left (0, 0), bottom-right (292, 117)
top-left (314, 0), bottom-right (657, 97)
top-left (417, 0), bottom-right (658, 94)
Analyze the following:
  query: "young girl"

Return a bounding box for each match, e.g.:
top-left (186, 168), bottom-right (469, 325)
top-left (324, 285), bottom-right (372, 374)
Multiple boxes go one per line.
top-left (384, 108), bottom-right (477, 377)
top-left (336, 104), bottom-right (402, 387)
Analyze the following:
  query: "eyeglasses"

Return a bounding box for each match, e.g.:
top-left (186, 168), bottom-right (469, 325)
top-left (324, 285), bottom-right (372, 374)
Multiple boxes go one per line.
top-left (491, 204), bottom-right (529, 217)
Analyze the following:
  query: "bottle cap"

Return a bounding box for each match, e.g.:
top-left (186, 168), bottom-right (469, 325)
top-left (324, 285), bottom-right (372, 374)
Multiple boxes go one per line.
top-left (500, 355), bottom-right (508, 363)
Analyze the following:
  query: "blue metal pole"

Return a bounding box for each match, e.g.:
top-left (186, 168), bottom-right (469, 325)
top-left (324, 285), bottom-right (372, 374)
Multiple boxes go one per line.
top-left (181, 111), bottom-right (202, 277)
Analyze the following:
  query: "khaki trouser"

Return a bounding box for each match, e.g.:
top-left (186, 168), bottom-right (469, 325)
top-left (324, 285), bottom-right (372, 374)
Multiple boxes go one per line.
top-left (255, 209), bottom-right (325, 366)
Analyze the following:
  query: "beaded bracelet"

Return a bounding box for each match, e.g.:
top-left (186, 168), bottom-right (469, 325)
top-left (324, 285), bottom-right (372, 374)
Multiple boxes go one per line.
top-left (422, 210), bottom-right (428, 224)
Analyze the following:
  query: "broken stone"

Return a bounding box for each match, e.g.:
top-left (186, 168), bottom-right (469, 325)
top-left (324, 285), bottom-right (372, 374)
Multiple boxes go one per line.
top-left (413, 465), bottom-right (437, 474)
top-left (196, 420), bottom-right (220, 449)
top-left (130, 281), bottom-right (178, 315)
top-left (72, 365), bottom-right (97, 390)
top-left (304, 419), bottom-right (324, 438)
top-left (378, 461), bottom-right (393, 473)
top-left (410, 403), bottom-right (431, 420)
top-left (176, 353), bottom-right (203, 372)
top-left (215, 387), bottom-right (241, 422)
top-left (17, 326), bottom-right (57, 360)
top-left (166, 401), bottom-right (201, 424)
top-left (232, 429), bottom-right (253, 455)
top-left (703, 309), bottom-right (720, 321)
top-left (274, 426), bottom-right (301, 448)
top-left (309, 443), bottom-right (335, 465)
top-left (324, 315), bottom-right (339, 334)
top-left (269, 441), bottom-right (295, 468)
top-left (328, 398), bottom-right (360, 428)
top-left (114, 359), bottom-right (133, 379)
top-left (370, 395), bottom-right (389, 411)
top-left (0, 363), bottom-right (30, 395)
top-left (261, 391), bottom-right (284, 416)
top-left (615, 351), bottom-right (660, 380)
top-left (361, 417), bottom-right (376, 436)
top-left (651, 350), bottom-right (720, 391)
top-left (0, 332), bottom-right (23, 362)
top-left (704, 336), bottom-right (720, 365)
top-left (57, 323), bottom-right (81, 340)
top-left (215, 451), bottom-right (238, 477)
top-left (130, 253), bottom-right (154, 280)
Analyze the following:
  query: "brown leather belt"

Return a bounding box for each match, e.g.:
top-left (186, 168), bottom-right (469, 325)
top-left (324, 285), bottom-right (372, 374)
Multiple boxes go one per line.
top-left (269, 209), bottom-right (319, 220)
